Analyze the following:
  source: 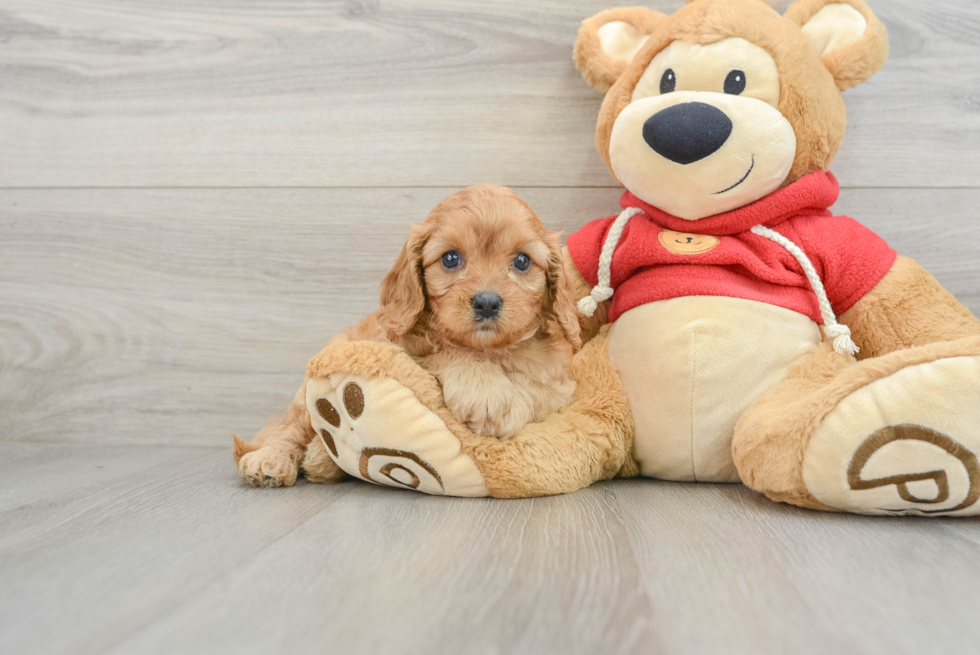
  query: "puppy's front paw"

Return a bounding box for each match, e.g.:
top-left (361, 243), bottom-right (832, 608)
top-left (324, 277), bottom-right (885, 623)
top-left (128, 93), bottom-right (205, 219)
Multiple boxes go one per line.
top-left (238, 448), bottom-right (299, 488)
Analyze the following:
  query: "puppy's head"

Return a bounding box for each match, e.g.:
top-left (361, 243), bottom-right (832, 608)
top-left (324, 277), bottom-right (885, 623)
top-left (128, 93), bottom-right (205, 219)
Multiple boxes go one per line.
top-left (378, 184), bottom-right (581, 351)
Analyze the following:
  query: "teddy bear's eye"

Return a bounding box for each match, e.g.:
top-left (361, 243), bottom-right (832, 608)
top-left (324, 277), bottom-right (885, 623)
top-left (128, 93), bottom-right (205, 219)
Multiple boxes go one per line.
top-left (724, 69), bottom-right (746, 95)
top-left (660, 68), bottom-right (677, 94)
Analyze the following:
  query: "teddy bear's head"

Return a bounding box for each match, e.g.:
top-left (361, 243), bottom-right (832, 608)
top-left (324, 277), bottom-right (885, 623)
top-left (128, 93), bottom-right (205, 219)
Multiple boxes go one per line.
top-left (574, 0), bottom-right (888, 220)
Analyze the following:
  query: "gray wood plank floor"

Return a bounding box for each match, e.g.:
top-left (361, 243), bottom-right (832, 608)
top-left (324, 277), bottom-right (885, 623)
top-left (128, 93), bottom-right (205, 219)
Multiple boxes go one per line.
top-left (2, 442), bottom-right (978, 655)
top-left (1, 0), bottom-right (979, 653)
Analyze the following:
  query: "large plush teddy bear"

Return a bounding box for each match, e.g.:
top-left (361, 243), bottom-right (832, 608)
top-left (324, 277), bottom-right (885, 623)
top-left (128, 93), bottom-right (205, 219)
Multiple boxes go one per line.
top-left (237, 0), bottom-right (980, 517)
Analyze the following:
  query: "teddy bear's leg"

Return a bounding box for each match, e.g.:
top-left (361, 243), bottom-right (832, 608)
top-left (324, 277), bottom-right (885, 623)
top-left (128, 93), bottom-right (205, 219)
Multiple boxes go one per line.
top-left (305, 333), bottom-right (634, 498)
top-left (733, 258), bottom-right (980, 516)
top-left (306, 341), bottom-right (493, 496)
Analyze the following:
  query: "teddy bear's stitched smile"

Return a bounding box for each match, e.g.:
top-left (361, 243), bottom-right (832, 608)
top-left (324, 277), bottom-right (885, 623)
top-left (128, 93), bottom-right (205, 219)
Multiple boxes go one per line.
top-left (714, 155), bottom-right (755, 195)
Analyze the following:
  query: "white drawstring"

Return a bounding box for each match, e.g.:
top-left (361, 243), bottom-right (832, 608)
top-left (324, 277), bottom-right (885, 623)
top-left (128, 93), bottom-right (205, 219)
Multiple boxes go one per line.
top-left (577, 207), bottom-right (643, 317)
top-left (750, 225), bottom-right (860, 356)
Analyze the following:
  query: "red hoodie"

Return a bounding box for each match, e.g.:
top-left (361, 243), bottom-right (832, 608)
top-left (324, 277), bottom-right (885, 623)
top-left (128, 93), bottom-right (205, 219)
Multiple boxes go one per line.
top-left (566, 171), bottom-right (897, 324)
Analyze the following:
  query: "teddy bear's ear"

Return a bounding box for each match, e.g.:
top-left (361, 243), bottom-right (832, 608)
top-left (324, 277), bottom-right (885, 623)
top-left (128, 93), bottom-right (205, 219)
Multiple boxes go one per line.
top-left (574, 7), bottom-right (668, 93)
top-left (785, 0), bottom-right (889, 91)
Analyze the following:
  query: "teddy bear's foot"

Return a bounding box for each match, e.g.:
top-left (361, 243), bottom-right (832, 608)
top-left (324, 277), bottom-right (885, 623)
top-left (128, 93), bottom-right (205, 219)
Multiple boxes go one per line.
top-left (305, 341), bottom-right (489, 497)
top-left (736, 336), bottom-right (980, 516)
top-left (802, 345), bottom-right (980, 517)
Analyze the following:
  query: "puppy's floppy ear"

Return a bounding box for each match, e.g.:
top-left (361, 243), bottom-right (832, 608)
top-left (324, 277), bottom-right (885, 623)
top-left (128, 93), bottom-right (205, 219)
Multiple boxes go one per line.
top-left (377, 222), bottom-right (429, 342)
top-left (574, 7), bottom-right (667, 93)
top-left (542, 231), bottom-right (582, 351)
top-left (786, 0), bottom-right (888, 91)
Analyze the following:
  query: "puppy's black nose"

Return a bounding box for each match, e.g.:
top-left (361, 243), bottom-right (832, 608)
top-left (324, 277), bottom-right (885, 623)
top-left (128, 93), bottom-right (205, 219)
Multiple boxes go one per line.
top-left (643, 102), bottom-right (733, 165)
top-left (471, 291), bottom-right (502, 321)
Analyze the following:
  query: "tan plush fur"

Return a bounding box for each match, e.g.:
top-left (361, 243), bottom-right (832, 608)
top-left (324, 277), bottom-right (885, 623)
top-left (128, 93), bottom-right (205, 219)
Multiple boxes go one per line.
top-left (839, 257), bottom-right (980, 360)
top-left (235, 185), bottom-right (582, 485)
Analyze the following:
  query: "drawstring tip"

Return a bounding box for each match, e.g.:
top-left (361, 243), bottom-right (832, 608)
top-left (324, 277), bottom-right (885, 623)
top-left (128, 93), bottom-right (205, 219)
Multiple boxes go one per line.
top-left (833, 335), bottom-right (860, 357)
top-left (577, 296), bottom-right (599, 317)
top-left (825, 324), bottom-right (860, 357)
top-left (578, 286), bottom-right (614, 317)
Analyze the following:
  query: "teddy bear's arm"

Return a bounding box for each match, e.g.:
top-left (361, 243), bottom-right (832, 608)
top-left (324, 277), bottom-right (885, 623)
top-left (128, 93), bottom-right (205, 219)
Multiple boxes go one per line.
top-left (839, 256), bottom-right (980, 360)
top-left (562, 246), bottom-right (610, 343)
top-left (460, 332), bottom-right (637, 497)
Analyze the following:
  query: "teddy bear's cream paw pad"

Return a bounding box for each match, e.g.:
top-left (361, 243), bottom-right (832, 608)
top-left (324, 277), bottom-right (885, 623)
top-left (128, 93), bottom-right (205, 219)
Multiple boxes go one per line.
top-left (803, 355), bottom-right (980, 516)
top-left (306, 374), bottom-right (489, 497)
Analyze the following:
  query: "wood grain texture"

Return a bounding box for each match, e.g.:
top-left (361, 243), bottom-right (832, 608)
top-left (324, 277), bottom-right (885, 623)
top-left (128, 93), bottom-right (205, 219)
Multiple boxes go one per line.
top-left (0, 444), bottom-right (977, 655)
top-left (2, 187), bottom-right (977, 447)
top-left (1, 0), bottom-right (978, 188)
top-left (614, 482), bottom-right (980, 655)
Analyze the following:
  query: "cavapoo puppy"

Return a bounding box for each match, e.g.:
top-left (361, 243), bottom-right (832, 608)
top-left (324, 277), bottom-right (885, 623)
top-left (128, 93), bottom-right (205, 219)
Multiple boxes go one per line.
top-left (235, 184), bottom-right (581, 486)
top-left (373, 183), bottom-right (581, 438)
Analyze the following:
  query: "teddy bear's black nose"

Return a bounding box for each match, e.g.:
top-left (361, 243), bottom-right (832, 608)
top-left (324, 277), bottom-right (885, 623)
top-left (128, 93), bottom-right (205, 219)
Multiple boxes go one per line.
top-left (643, 102), bottom-right (733, 165)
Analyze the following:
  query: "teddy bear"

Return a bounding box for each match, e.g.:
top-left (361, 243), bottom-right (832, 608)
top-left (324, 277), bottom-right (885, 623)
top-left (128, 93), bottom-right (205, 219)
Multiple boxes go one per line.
top-left (237, 0), bottom-right (980, 517)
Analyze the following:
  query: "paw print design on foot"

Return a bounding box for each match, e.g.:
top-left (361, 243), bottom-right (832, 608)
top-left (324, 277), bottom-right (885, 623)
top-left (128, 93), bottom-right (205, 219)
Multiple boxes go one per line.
top-left (305, 341), bottom-right (489, 497)
top-left (803, 348), bottom-right (980, 516)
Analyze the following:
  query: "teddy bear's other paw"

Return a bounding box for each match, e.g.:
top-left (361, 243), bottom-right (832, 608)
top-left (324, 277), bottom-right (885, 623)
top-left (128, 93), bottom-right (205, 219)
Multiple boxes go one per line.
top-left (238, 448), bottom-right (299, 488)
top-left (803, 353), bottom-right (980, 516)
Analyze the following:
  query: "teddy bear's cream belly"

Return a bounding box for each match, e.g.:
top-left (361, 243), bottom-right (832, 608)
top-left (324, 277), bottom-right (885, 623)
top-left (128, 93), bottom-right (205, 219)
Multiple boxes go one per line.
top-left (607, 296), bottom-right (822, 483)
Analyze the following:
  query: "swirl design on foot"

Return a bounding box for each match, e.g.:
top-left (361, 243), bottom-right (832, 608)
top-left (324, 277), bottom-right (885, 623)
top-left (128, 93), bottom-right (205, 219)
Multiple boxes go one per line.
top-left (358, 448), bottom-right (443, 491)
top-left (847, 424), bottom-right (980, 513)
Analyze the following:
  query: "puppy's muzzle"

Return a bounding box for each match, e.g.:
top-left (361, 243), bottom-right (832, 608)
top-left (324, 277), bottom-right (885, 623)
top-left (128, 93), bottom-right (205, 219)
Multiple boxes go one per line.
top-left (471, 291), bottom-right (502, 321)
top-left (642, 102), bottom-right (733, 165)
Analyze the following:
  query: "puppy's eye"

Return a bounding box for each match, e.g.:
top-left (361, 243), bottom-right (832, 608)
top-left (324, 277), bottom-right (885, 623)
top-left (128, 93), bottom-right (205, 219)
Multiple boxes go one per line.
top-left (724, 70), bottom-right (746, 95)
top-left (441, 251), bottom-right (461, 270)
top-left (513, 252), bottom-right (531, 272)
top-left (660, 68), bottom-right (677, 94)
